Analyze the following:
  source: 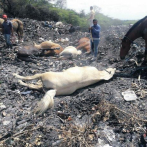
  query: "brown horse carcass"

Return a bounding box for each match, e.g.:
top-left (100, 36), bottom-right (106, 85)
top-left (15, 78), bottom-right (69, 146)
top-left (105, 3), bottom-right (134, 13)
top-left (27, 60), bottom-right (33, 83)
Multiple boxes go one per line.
top-left (17, 41), bottom-right (63, 59)
top-left (0, 18), bottom-right (23, 41)
top-left (76, 37), bottom-right (90, 53)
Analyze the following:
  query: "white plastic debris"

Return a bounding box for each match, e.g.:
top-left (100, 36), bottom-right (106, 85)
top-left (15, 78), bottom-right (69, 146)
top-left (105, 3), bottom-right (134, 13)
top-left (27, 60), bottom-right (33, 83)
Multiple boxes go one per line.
top-left (39, 37), bottom-right (45, 42)
top-left (96, 123), bottom-right (115, 147)
top-left (0, 103), bottom-right (6, 110)
top-left (97, 139), bottom-right (113, 147)
top-left (103, 145), bottom-right (113, 147)
top-left (122, 89), bottom-right (137, 101)
top-left (103, 127), bottom-right (115, 141)
top-left (3, 121), bottom-right (11, 126)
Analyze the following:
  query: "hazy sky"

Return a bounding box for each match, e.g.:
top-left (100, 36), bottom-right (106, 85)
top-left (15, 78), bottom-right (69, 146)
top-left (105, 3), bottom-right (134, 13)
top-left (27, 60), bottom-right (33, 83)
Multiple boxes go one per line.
top-left (66, 0), bottom-right (147, 20)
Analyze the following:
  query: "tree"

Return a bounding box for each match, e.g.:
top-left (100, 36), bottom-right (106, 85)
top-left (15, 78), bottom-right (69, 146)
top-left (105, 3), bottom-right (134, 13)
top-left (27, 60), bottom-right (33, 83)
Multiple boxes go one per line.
top-left (55, 0), bottom-right (66, 9)
top-left (79, 10), bottom-right (85, 18)
top-left (0, 0), bottom-right (30, 17)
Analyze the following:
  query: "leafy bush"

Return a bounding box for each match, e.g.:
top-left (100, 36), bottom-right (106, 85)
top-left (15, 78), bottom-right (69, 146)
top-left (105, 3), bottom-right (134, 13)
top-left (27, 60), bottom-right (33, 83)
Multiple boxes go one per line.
top-left (49, 10), bottom-right (59, 22)
top-left (0, 0), bottom-right (136, 30)
top-left (25, 5), bottom-right (40, 20)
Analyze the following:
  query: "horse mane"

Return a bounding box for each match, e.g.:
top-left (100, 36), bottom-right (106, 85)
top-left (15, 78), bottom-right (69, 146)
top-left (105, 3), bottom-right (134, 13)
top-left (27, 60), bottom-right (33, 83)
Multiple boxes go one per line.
top-left (125, 16), bottom-right (147, 37)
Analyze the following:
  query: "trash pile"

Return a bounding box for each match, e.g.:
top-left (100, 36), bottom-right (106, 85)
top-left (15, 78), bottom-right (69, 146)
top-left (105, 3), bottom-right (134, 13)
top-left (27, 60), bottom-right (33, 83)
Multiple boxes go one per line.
top-left (0, 18), bottom-right (147, 146)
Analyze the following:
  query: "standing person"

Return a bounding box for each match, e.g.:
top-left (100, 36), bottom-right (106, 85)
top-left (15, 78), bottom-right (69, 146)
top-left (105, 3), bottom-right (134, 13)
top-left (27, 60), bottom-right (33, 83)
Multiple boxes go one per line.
top-left (69, 24), bottom-right (75, 33)
top-left (88, 6), bottom-right (95, 27)
top-left (2, 14), bottom-right (13, 49)
top-left (89, 19), bottom-right (101, 60)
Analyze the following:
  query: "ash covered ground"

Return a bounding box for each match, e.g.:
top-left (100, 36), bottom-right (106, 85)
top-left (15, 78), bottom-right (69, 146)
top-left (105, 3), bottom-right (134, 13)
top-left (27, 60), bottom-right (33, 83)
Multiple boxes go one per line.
top-left (0, 19), bottom-right (147, 147)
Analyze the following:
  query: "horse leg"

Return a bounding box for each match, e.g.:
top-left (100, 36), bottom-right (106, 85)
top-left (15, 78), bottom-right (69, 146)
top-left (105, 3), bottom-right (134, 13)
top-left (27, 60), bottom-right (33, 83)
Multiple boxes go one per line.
top-left (76, 44), bottom-right (84, 49)
top-left (18, 79), bottom-right (43, 90)
top-left (20, 29), bottom-right (23, 42)
top-left (13, 73), bottom-right (42, 81)
top-left (17, 30), bottom-right (20, 41)
top-left (33, 89), bottom-right (56, 115)
top-left (143, 37), bottom-right (147, 63)
top-left (15, 30), bottom-right (21, 42)
top-left (18, 31), bottom-right (23, 42)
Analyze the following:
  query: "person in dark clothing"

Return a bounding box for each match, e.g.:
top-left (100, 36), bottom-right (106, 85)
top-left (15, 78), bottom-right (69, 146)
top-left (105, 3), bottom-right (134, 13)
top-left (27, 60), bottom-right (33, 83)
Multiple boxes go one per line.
top-left (89, 19), bottom-right (101, 60)
top-left (44, 21), bottom-right (52, 29)
top-left (2, 14), bottom-right (13, 49)
top-left (69, 24), bottom-right (75, 33)
top-left (139, 131), bottom-right (147, 147)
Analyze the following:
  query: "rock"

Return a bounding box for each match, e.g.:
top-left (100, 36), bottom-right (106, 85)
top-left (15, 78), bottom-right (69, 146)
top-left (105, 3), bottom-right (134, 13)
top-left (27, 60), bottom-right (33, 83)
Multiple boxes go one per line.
top-left (0, 17), bottom-right (145, 147)
top-left (2, 111), bottom-right (7, 117)
top-left (16, 122), bottom-right (28, 130)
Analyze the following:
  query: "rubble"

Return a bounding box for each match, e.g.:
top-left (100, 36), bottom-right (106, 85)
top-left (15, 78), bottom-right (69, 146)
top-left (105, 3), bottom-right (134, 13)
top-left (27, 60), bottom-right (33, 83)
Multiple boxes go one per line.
top-left (0, 18), bottom-right (147, 146)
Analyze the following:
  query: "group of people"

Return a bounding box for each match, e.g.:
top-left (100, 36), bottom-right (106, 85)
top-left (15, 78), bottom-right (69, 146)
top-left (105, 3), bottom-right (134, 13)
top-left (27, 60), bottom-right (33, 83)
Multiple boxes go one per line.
top-left (2, 6), bottom-right (100, 60)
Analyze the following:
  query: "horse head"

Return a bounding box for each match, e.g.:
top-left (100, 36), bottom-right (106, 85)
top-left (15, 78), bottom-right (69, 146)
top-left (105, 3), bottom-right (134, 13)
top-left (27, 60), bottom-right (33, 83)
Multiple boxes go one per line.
top-left (120, 37), bottom-right (131, 59)
top-left (119, 16), bottom-right (147, 59)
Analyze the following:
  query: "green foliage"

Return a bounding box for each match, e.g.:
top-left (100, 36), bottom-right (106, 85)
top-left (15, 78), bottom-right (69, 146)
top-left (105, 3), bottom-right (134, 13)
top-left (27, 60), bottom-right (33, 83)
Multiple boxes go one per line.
top-left (49, 7), bottom-right (80, 25)
top-left (85, 12), bottom-right (137, 30)
top-left (49, 6), bottom-right (137, 30)
top-left (30, 0), bottom-right (49, 7)
top-left (0, 0), bottom-right (137, 30)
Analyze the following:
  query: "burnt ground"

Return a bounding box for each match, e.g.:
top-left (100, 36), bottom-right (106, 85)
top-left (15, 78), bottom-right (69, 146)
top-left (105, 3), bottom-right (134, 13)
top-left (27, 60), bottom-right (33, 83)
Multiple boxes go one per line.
top-left (0, 19), bottom-right (147, 147)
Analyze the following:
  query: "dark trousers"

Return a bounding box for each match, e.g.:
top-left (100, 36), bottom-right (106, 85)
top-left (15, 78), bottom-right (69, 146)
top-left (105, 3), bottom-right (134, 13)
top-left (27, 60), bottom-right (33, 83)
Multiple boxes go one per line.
top-left (4, 34), bottom-right (12, 49)
top-left (90, 39), bottom-right (100, 57)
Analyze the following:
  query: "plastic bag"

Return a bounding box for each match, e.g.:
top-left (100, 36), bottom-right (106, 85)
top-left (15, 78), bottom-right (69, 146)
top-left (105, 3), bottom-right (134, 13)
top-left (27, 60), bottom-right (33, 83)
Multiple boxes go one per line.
top-left (122, 89), bottom-right (137, 101)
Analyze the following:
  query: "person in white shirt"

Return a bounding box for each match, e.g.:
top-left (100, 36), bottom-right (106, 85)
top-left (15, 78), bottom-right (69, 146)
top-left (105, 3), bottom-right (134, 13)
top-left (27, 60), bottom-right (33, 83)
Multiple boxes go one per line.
top-left (88, 6), bottom-right (95, 27)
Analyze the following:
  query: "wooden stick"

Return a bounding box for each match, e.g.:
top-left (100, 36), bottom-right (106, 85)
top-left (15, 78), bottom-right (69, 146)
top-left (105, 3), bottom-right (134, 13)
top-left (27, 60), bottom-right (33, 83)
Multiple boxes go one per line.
top-left (90, 29), bottom-right (93, 42)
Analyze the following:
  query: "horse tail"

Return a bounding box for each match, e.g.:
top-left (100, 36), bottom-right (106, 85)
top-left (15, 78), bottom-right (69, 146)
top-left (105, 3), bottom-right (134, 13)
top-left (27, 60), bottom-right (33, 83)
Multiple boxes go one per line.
top-left (13, 19), bottom-right (23, 40)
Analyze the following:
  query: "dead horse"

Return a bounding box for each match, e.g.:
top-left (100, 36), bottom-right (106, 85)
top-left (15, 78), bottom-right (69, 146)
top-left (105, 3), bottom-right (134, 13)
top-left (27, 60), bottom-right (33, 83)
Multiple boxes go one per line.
top-left (17, 40), bottom-right (64, 58)
top-left (13, 66), bottom-right (116, 115)
top-left (76, 37), bottom-right (91, 52)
